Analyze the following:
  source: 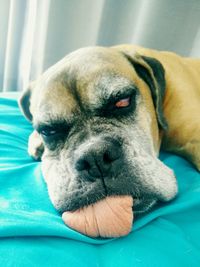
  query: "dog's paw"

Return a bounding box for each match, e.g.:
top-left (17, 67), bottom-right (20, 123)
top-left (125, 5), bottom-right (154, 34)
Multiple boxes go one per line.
top-left (28, 130), bottom-right (44, 160)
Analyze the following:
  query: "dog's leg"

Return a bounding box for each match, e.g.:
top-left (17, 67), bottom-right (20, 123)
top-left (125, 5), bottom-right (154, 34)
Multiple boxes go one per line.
top-left (28, 130), bottom-right (44, 160)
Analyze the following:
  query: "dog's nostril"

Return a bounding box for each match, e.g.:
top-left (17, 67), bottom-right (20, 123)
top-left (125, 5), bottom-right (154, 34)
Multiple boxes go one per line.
top-left (103, 152), bottom-right (115, 164)
top-left (103, 152), bottom-right (112, 164)
top-left (103, 149), bottom-right (121, 164)
top-left (75, 159), bottom-right (90, 171)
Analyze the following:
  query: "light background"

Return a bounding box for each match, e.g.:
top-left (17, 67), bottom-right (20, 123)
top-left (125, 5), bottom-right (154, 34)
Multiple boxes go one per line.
top-left (0, 0), bottom-right (200, 92)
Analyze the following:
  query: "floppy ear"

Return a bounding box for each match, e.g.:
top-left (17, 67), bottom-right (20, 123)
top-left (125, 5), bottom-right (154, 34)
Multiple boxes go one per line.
top-left (18, 82), bottom-right (35, 122)
top-left (123, 52), bottom-right (168, 130)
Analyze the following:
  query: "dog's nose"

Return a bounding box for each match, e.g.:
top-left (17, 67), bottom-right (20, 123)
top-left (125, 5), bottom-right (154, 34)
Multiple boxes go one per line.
top-left (75, 139), bottom-right (121, 179)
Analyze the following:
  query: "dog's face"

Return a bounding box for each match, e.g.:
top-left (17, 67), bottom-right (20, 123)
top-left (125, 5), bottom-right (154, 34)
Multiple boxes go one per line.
top-left (20, 47), bottom-right (177, 215)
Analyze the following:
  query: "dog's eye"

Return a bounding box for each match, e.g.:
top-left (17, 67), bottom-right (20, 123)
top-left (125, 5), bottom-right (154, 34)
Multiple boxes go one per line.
top-left (40, 128), bottom-right (57, 137)
top-left (115, 97), bottom-right (131, 108)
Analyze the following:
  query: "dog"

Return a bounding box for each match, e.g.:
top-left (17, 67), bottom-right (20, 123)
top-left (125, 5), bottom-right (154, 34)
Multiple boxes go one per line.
top-left (18, 44), bottom-right (200, 233)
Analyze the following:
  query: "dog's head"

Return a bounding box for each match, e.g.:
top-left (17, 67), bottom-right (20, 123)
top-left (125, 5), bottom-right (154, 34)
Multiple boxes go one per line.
top-left (19, 46), bottom-right (177, 215)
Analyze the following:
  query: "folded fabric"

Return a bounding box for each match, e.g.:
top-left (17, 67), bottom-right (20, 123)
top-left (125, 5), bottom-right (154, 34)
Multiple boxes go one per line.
top-left (0, 93), bottom-right (200, 267)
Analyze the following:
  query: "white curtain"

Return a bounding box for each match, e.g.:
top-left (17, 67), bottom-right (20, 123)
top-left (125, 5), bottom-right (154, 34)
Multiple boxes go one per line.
top-left (0, 0), bottom-right (200, 92)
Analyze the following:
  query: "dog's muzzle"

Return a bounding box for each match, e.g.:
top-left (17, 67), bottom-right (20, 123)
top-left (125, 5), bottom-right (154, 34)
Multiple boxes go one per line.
top-left (61, 137), bottom-right (135, 238)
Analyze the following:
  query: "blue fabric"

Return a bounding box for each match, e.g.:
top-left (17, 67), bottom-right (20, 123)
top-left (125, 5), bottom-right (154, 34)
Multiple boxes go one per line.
top-left (0, 93), bottom-right (200, 267)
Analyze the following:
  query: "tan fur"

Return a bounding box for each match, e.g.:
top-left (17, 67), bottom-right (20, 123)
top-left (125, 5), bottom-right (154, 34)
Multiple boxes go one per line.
top-left (22, 45), bottom-right (200, 171)
top-left (28, 47), bottom-right (160, 156)
top-left (113, 44), bottom-right (200, 170)
top-left (19, 46), bottom-right (181, 218)
top-left (74, 49), bottom-right (160, 154)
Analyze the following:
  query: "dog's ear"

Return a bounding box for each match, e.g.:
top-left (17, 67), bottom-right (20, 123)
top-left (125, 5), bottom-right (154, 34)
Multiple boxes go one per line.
top-left (123, 52), bottom-right (168, 130)
top-left (18, 82), bottom-right (35, 122)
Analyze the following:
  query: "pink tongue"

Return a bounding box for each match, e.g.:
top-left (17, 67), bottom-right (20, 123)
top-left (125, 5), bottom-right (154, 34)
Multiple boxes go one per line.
top-left (62, 196), bottom-right (133, 238)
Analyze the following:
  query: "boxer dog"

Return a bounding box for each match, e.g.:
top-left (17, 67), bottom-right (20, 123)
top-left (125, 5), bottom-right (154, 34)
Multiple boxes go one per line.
top-left (18, 45), bottom-right (200, 237)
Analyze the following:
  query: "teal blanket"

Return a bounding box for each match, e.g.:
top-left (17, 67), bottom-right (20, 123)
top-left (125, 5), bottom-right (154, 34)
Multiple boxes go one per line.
top-left (0, 94), bottom-right (200, 266)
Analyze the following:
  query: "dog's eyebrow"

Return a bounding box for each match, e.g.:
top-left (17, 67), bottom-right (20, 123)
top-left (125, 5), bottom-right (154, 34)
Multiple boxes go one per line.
top-left (34, 119), bottom-right (71, 132)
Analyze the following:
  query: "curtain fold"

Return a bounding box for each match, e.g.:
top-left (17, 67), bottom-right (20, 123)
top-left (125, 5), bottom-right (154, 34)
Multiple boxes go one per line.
top-left (0, 0), bottom-right (27, 91)
top-left (0, 0), bottom-right (200, 92)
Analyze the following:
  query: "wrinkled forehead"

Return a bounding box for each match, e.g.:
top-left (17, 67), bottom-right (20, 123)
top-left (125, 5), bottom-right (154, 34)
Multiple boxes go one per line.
top-left (77, 72), bottom-right (136, 108)
top-left (32, 73), bottom-right (135, 124)
top-left (31, 47), bottom-right (140, 123)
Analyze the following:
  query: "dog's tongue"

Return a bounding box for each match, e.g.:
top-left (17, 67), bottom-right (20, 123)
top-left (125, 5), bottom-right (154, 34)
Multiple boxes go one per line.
top-left (62, 196), bottom-right (133, 238)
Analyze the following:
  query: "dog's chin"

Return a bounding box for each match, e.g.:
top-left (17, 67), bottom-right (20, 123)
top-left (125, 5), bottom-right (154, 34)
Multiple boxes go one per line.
top-left (49, 171), bottom-right (161, 214)
top-left (53, 186), bottom-right (158, 216)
